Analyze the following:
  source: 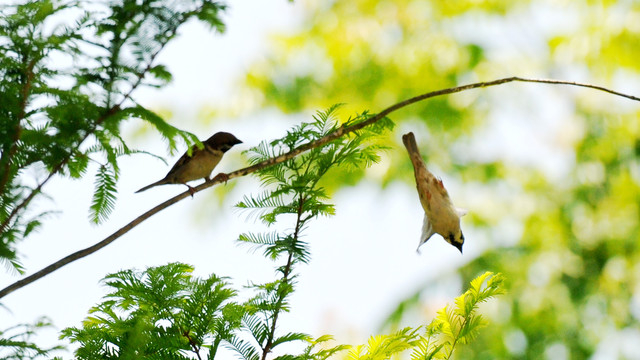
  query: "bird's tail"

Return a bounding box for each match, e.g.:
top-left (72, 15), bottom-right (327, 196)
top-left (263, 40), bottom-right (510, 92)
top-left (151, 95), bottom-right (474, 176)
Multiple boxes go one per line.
top-left (402, 132), bottom-right (435, 186)
top-left (402, 133), bottom-right (427, 171)
top-left (135, 179), bottom-right (168, 193)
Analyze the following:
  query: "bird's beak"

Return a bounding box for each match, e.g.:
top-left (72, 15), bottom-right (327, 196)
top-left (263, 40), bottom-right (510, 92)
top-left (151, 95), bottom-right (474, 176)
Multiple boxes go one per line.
top-left (453, 241), bottom-right (463, 254)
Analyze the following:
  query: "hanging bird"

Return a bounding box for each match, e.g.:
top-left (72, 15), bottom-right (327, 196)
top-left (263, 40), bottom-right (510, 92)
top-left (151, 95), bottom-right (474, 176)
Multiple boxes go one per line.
top-left (402, 132), bottom-right (467, 253)
top-left (135, 131), bottom-right (242, 195)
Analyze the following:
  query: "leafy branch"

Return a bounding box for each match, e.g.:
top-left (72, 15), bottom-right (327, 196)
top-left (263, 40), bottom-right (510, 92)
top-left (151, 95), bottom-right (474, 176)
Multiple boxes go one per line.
top-left (0, 0), bottom-right (224, 271)
top-left (1, 77), bottom-right (638, 299)
top-left (0, 317), bottom-right (64, 359)
top-left (229, 104), bottom-right (390, 360)
top-left (61, 262), bottom-right (243, 360)
top-left (344, 272), bottom-right (505, 360)
top-left (420, 272), bottom-right (505, 359)
top-left (59, 267), bottom-right (503, 358)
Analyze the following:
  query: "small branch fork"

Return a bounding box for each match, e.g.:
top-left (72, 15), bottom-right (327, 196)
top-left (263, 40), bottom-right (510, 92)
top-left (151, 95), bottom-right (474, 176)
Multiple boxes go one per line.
top-left (0, 76), bottom-right (638, 299)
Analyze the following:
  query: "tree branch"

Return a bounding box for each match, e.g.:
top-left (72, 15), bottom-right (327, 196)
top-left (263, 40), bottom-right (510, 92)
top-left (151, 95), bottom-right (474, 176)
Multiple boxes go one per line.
top-left (0, 76), bottom-right (638, 299)
top-left (0, 106), bottom-right (119, 237)
top-left (0, 35), bottom-right (165, 238)
top-left (0, 1), bottom-right (203, 240)
top-left (0, 58), bottom-right (36, 196)
top-left (261, 195), bottom-right (304, 360)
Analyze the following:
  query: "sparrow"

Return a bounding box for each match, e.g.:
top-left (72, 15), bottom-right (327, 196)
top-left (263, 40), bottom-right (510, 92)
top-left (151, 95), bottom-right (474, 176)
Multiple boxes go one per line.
top-left (135, 131), bottom-right (242, 195)
top-left (402, 132), bottom-right (467, 253)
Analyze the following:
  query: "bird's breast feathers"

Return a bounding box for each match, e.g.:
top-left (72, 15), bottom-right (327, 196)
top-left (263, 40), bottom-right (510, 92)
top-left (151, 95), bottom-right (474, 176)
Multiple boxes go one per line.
top-left (167, 147), bottom-right (223, 182)
top-left (188, 147), bottom-right (223, 176)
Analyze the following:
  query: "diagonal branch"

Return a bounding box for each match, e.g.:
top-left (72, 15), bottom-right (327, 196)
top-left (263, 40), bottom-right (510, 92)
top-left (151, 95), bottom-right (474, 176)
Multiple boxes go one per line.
top-left (0, 76), bottom-right (638, 299)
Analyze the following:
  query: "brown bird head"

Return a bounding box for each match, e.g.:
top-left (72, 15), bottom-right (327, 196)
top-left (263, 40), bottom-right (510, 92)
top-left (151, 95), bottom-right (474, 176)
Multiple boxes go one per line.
top-left (205, 132), bottom-right (243, 152)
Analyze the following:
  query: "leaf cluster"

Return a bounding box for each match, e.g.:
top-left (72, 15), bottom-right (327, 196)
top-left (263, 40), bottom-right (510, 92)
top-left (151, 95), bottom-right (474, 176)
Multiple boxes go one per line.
top-left (346, 272), bottom-right (504, 360)
top-left (56, 262), bottom-right (503, 360)
top-left (237, 104), bottom-right (393, 262)
top-left (412, 272), bottom-right (505, 360)
top-left (61, 263), bottom-right (243, 360)
top-left (229, 105), bottom-right (393, 360)
top-left (58, 261), bottom-right (350, 360)
top-left (347, 327), bottom-right (420, 360)
top-left (61, 268), bottom-right (503, 360)
top-left (0, 317), bottom-right (64, 359)
top-left (0, 0), bottom-right (225, 272)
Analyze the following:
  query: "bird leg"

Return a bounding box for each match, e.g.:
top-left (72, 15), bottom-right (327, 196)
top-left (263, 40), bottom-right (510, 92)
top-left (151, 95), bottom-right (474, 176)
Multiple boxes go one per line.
top-left (212, 172), bottom-right (230, 184)
top-left (184, 184), bottom-right (196, 197)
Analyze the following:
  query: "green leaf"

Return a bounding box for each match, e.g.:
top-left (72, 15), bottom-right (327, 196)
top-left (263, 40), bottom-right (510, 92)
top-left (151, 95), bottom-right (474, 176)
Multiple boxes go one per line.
top-left (122, 106), bottom-right (198, 154)
top-left (0, 316), bottom-right (63, 358)
top-left (238, 231), bottom-right (281, 246)
top-left (197, 2), bottom-right (227, 32)
top-left (346, 327), bottom-right (419, 360)
top-left (66, 151), bottom-right (90, 178)
top-left (89, 165), bottom-right (117, 224)
top-left (271, 331), bottom-right (311, 348)
top-left (227, 336), bottom-right (261, 360)
top-left (148, 64), bottom-right (173, 83)
top-left (23, 219), bottom-right (42, 238)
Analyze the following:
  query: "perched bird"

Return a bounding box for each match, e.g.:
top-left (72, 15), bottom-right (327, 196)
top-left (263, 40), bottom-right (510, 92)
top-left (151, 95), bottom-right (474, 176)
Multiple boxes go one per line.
top-left (402, 132), bottom-right (467, 253)
top-left (135, 131), bottom-right (242, 195)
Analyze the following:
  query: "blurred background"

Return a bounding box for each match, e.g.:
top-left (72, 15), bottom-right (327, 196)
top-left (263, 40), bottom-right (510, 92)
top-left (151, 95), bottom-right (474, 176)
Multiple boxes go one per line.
top-left (3, 0), bottom-right (640, 358)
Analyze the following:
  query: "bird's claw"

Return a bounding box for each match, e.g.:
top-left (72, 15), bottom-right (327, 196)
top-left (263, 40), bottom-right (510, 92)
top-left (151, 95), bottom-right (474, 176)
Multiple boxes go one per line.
top-left (212, 172), bottom-right (230, 183)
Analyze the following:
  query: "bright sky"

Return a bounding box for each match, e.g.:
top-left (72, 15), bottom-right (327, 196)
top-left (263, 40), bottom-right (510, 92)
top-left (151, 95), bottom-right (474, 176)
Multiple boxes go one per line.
top-left (2, 1), bottom-right (475, 357)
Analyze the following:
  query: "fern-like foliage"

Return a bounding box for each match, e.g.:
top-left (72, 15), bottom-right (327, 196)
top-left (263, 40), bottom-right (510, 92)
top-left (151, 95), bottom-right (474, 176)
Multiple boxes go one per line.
top-left (230, 104), bottom-right (394, 360)
top-left (342, 272), bottom-right (504, 360)
top-left (0, 317), bottom-right (64, 359)
top-left (61, 263), bottom-right (243, 360)
top-left (239, 104), bottom-right (393, 230)
top-left (89, 165), bottom-right (117, 224)
top-left (0, 0), bottom-right (225, 270)
top-left (59, 264), bottom-right (504, 360)
top-left (288, 335), bottom-right (350, 360)
top-left (411, 272), bottom-right (505, 360)
top-left (347, 327), bottom-right (420, 360)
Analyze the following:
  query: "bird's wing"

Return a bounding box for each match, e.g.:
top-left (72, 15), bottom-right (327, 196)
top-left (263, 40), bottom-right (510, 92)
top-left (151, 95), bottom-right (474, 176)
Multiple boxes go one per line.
top-left (166, 145), bottom-right (202, 177)
top-left (417, 213), bottom-right (436, 253)
top-left (434, 177), bottom-right (451, 199)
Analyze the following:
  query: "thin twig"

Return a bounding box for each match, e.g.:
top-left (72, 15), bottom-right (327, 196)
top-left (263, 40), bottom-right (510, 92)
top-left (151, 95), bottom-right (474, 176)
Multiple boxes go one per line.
top-left (261, 195), bottom-right (304, 360)
top-left (0, 76), bottom-right (638, 299)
